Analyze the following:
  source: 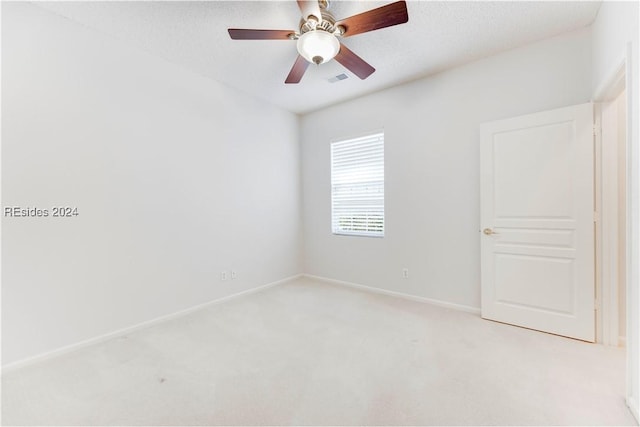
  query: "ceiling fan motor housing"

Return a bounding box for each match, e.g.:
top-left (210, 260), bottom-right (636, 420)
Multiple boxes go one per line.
top-left (299, 6), bottom-right (340, 36)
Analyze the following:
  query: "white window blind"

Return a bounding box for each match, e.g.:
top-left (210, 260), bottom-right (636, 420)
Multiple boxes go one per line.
top-left (331, 132), bottom-right (384, 237)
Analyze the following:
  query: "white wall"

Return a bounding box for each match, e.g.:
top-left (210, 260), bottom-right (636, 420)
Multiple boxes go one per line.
top-left (591, 1), bottom-right (640, 422)
top-left (301, 28), bottom-right (592, 310)
top-left (1, 2), bottom-right (302, 366)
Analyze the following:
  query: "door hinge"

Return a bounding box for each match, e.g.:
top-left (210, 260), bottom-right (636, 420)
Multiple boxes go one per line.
top-left (594, 299), bottom-right (600, 311)
top-left (593, 211), bottom-right (599, 222)
top-left (593, 124), bottom-right (601, 137)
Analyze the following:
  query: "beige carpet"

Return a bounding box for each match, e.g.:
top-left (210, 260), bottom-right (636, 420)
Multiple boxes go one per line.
top-left (2, 277), bottom-right (636, 425)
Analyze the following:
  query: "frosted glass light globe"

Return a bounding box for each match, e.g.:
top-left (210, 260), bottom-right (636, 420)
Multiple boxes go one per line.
top-left (296, 30), bottom-right (340, 65)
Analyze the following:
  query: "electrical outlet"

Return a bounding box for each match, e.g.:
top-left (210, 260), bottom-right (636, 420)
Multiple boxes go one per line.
top-left (220, 271), bottom-right (227, 281)
top-left (402, 268), bottom-right (409, 279)
top-left (231, 270), bottom-right (237, 280)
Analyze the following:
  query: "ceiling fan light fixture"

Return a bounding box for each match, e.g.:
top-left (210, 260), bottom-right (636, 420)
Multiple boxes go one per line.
top-left (296, 30), bottom-right (340, 65)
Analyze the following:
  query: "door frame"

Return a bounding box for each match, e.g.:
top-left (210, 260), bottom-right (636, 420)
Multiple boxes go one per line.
top-left (593, 42), bottom-right (637, 421)
top-left (594, 66), bottom-right (626, 347)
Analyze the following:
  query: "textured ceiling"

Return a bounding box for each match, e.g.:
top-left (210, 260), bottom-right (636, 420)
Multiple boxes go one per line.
top-left (35, 1), bottom-right (601, 114)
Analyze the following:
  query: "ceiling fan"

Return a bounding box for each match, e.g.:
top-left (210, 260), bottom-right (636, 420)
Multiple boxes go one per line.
top-left (228, 0), bottom-right (409, 84)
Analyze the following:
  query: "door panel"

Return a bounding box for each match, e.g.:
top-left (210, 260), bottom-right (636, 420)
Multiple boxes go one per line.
top-left (495, 254), bottom-right (574, 314)
top-left (480, 103), bottom-right (594, 342)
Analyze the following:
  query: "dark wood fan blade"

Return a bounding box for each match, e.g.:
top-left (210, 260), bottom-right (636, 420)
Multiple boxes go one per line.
top-left (297, 0), bottom-right (322, 21)
top-left (285, 55), bottom-right (310, 84)
top-left (334, 44), bottom-right (375, 80)
top-left (228, 29), bottom-right (295, 40)
top-left (336, 1), bottom-right (408, 37)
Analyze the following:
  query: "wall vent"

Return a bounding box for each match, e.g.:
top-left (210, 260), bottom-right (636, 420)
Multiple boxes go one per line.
top-left (328, 73), bottom-right (348, 83)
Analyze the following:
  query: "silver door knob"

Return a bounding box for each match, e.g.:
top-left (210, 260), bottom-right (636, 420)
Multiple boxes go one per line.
top-left (483, 228), bottom-right (498, 235)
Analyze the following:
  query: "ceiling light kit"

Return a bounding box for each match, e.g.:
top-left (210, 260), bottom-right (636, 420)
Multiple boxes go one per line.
top-left (228, 0), bottom-right (409, 84)
top-left (296, 29), bottom-right (340, 65)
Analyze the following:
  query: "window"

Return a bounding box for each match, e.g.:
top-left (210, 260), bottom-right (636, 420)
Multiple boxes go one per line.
top-left (331, 131), bottom-right (384, 237)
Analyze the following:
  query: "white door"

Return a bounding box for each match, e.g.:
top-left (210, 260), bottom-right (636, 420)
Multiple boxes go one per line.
top-left (480, 103), bottom-right (595, 342)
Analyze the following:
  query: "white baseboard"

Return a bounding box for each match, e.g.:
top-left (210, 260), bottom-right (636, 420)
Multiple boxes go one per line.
top-left (303, 274), bottom-right (481, 315)
top-left (627, 396), bottom-right (639, 425)
top-left (1, 274), bottom-right (302, 374)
